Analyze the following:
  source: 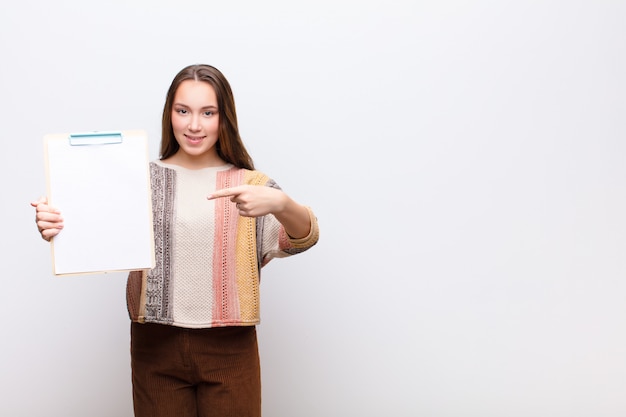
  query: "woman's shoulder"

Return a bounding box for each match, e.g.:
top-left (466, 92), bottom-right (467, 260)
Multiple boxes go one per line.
top-left (240, 168), bottom-right (278, 187)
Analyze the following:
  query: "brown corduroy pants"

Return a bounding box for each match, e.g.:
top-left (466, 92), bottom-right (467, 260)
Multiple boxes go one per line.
top-left (130, 322), bottom-right (261, 417)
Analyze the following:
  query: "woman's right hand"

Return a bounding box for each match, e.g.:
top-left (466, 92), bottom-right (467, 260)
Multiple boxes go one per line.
top-left (30, 196), bottom-right (64, 242)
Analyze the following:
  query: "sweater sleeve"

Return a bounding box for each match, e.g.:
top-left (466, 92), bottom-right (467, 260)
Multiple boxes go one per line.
top-left (258, 206), bottom-right (319, 267)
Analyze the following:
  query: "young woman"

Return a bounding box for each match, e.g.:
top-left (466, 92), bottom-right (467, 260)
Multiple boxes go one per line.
top-left (31, 64), bottom-right (319, 417)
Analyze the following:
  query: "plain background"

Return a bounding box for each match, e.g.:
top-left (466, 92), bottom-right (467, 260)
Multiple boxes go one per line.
top-left (2, 1), bottom-right (626, 416)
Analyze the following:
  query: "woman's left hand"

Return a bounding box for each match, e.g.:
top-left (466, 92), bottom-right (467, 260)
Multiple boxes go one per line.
top-left (208, 185), bottom-right (287, 218)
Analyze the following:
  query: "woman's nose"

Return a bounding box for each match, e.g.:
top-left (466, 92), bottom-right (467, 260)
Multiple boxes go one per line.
top-left (188, 115), bottom-right (201, 131)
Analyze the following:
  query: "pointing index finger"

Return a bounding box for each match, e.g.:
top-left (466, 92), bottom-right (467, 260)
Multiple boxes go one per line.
top-left (207, 186), bottom-right (241, 200)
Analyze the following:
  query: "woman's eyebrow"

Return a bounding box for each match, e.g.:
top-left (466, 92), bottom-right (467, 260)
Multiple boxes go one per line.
top-left (173, 103), bottom-right (218, 110)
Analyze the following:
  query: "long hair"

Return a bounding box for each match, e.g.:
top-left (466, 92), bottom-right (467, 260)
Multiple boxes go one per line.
top-left (160, 64), bottom-right (254, 170)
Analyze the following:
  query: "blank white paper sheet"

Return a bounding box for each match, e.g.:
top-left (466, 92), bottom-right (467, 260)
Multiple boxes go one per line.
top-left (44, 129), bottom-right (155, 276)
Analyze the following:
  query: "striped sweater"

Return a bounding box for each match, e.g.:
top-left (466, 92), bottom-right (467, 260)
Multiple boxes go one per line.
top-left (126, 161), bottom-right (319, 328)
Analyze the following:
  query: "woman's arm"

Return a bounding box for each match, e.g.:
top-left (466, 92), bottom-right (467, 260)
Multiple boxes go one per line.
top-left (267, 193), bottom-right (312, 239)
top-left (207, 185), bottom-right (311, 239)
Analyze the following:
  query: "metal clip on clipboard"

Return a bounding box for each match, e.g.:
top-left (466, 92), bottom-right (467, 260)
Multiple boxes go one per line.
top-left (69, 131), bottom-right (123, 146)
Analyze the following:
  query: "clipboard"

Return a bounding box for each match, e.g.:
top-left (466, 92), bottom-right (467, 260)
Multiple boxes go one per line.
top-left (44, 129), bottom-right (155, 276)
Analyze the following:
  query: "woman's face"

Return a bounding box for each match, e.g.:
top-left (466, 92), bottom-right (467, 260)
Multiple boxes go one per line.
top-left (170, 79), bottom-right (221, 166)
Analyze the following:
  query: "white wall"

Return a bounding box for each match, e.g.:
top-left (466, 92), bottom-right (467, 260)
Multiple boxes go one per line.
top-left (2, 1), bottom-right (625, 416)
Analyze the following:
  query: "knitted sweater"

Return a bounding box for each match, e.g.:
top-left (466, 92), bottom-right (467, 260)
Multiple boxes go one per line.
top-left (126, 161), bottom-right (319, 328)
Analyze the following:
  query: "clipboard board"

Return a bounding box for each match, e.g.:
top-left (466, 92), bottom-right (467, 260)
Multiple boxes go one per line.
top-left (44, 129), bottom-right (155, 276)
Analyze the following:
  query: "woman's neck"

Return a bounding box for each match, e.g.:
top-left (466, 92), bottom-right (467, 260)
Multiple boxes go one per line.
top-left (162, 150), bottom-right (226, 170)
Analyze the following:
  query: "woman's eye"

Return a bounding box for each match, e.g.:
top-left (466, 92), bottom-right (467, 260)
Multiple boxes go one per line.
top-left (176, 109), bottom-right (188, 115)
top-left (204, 111), bottom-right (214, 117)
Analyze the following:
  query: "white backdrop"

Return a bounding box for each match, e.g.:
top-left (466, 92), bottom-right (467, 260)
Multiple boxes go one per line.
top-left (2, 1), bottom-right (626, 416)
